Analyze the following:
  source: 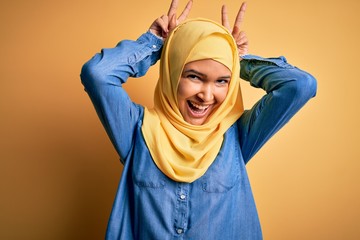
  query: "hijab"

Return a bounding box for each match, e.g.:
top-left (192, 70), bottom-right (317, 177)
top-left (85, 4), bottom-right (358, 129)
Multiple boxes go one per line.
top-left (141, 18), bottom-right (244, 182)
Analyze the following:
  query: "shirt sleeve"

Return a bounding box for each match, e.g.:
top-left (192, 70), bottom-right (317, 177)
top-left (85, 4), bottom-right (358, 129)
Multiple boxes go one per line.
top-left (237, 55), bottom-right (317, 164)
top-left (80, 32), bottom-right (163, 162)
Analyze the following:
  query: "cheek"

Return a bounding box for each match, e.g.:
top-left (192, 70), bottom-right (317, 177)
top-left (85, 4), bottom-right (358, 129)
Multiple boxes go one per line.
top-left (177, 84), bottom-right (186, 100)
top-left (176, 79), bottom-right (188, 111)
top-left (177, 79), bottom-right (194, 100)
top-left (216, 87), bottom-right (229, 104)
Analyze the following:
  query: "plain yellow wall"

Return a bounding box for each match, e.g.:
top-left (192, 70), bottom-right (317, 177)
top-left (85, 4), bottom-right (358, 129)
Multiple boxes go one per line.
top-left (1, 0), bottom-right (359, 239)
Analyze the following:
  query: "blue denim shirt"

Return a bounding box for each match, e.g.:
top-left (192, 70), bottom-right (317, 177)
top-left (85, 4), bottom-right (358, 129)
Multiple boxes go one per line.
top-left (81, 32), bottom-right (317, 240)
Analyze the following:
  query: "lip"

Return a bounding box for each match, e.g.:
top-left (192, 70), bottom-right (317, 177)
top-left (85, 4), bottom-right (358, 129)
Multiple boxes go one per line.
top-left (186, 100), bottom-right (213, 118)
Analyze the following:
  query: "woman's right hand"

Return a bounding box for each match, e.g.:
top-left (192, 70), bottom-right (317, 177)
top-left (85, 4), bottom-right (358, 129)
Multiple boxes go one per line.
top-left (149, 0), bottom-right (193, 39)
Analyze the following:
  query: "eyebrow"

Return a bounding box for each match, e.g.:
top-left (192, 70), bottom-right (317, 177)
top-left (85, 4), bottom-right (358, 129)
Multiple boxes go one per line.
top-left (183, 69), bottom-right (207, 77)
top-left (183, 69), bottom-right (231, 79)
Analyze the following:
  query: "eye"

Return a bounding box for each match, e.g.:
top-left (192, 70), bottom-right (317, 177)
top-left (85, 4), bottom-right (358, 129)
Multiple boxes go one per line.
top-left (187, 74), bottom-right (201, 81)
top-left (216, 79), bottom-right (230, 86)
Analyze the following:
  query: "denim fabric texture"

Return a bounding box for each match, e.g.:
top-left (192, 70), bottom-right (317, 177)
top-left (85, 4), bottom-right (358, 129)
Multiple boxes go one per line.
top-left (81, 32), bottom-right (317, 240)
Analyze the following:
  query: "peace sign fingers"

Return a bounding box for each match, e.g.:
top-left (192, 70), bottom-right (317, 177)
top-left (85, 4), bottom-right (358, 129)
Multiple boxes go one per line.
top-left (150, 0), bottom-right (193, 39)
top-left (168, 0), bottom-right (193, 31)
top-left (177, 0), bottom-right (193, 23)
top-left (222, 2), bottom-right (246, 35)
top-left (232, 2), bottom-right (247, 38)
top-left (221, 2), bottom-right (249, 57)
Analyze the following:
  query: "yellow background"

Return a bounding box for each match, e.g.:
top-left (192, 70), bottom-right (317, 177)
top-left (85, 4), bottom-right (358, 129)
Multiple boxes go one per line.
top-left (1, 0), bottom-right (359, 239)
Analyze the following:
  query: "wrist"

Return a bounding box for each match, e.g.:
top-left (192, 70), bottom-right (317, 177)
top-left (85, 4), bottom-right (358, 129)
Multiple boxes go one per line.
top-left (148, 29), bottom-right (164, 41)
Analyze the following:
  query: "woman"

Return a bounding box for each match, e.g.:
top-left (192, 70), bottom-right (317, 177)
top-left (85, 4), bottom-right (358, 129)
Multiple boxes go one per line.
top-left (81, 1), bottom-right (317, 239)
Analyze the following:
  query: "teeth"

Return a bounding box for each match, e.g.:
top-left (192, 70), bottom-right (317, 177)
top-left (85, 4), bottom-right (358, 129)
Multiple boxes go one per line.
top-left (189, 101), bottom-right (209, 110)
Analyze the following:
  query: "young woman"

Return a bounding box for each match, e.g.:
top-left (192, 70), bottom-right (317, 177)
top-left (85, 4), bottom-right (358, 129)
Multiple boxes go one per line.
top-left (81, 1), bottom-right (317, 239)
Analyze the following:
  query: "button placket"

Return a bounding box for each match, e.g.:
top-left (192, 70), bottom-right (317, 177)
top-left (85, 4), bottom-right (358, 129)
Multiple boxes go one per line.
top-left (174, 183), bottom-right (189, 235)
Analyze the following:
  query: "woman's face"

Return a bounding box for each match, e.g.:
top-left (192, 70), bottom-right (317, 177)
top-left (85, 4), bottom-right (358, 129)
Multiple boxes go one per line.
top-left (177, 59), bottom-right (231, 125)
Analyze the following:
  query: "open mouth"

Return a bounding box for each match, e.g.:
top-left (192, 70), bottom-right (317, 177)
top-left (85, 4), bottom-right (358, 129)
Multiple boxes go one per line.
top-left (187, 100), bottom-right (210, 115)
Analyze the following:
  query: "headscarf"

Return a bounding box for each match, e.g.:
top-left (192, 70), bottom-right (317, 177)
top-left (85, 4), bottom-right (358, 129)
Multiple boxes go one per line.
top-left (141, 18), bottom-right (244, 182)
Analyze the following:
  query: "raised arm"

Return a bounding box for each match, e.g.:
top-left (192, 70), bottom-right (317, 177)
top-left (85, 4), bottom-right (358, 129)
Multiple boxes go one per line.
top-left (221, 2), bottom-right (317, 163)
top-left (80, 0), bottom-right (192, 162)
top-left (238, 55), bottom-right (317, 164)
top-left (80, 33), bottom-right (163, 162)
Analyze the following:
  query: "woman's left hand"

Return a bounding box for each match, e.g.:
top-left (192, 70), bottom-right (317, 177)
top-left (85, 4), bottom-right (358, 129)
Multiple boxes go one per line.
top-left (221, 2), bottom-right (249, 59)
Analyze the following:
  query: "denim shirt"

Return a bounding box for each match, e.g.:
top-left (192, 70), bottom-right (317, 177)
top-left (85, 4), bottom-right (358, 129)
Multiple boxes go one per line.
top-left (81, 32), bottom-right (317, 240)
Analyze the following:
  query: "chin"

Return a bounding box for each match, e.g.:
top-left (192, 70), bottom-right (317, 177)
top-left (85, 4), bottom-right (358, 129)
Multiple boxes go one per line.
top-left (186, 118), bottom-right (206, 126)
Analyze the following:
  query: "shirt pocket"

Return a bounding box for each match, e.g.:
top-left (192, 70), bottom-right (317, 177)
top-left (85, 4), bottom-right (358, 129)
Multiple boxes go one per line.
top-left (133, 165), bottom-right (166, 189)
top-left (131, 138), bottom-right (168, 189)
top-left (200, 143), bottom-right (241, 193)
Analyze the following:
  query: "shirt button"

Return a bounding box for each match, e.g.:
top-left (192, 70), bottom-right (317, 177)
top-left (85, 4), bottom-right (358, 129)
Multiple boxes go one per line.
top-left (180, 194), bottom-right (186, 200)
top-left (177, 228), bottom-right (183, 234)
top-left (152, 45), bottom-right (157, 49)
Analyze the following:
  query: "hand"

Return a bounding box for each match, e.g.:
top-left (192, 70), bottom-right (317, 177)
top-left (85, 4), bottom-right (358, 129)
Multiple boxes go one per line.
top-left (149, 0), bottom-right (193, 39)
top-left (221, 2), bottom-right (249, 59)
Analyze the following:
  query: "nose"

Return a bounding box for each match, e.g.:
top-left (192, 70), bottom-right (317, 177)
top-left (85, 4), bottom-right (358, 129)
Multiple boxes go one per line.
top-left (197, 84), bottom-right (214, 102)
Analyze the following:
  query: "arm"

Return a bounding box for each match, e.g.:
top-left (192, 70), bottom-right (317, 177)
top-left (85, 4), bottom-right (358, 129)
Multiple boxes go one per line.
top-left (238, 55), bottom-right (317, 163)
top-left (80, 0), bottom-right (192, 162)
top-left (80, 32), bottom-right (163, 162)
top-left (221, 2), bottom-right (317, 163)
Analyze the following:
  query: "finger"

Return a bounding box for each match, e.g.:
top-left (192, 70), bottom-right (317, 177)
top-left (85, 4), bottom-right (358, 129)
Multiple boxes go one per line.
top-left (233, 2), bottom-right (247, 31)
top-left (167, 0), bottom-right (179, 17)
top-left (236, 31), bottom-right (249, 56)
top-left (169, 13), bottom-right (177, 32)
top-left (221, 5), bottom-right (231, 31)
top-left (153, 15), bottom-right (169, 34)
top-left (232, 25), bottom-right (241, 39)
top-left (239, 31), bottom-right (246, 40)
top-left (236, 31), bottom-right (247, 45)
top-left (177, 0), bottom-right (193, 23)
top-left (239, 38), bottom-right (249, 49)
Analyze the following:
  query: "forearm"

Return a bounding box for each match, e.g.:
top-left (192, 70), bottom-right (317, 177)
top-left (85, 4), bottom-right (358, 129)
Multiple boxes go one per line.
top-left (79, 31), bottom-right (163, 161)
top-left (238, 55), bottom-right (317, 163)
top-left (240, 55), bottom-right (316, 96)
top-left (81, 31), bottom-right (163, 89)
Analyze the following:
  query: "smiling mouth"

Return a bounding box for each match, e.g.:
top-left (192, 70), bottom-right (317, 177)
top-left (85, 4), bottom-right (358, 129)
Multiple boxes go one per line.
top-left (187, 100), bottom-right (211, 115)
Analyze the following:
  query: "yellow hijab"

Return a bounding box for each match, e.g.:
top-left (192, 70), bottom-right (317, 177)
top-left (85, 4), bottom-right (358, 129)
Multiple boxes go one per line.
top-left (142, 18), bottom-right (244, 183)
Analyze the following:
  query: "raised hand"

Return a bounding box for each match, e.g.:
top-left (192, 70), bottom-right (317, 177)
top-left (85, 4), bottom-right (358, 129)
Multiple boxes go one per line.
top-left (221, 2), bottom-right (249, 58)
top-left (149, 0), bottom-right (193, 39)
